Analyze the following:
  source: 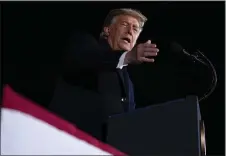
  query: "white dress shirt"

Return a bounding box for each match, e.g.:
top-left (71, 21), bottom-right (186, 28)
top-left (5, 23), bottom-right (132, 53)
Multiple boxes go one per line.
top-left (116, 52), bottom-right (129, 69)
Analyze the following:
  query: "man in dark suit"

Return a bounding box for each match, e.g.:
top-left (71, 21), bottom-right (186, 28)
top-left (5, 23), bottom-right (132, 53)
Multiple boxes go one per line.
top-left (49, 8), bottom-right (159, 140)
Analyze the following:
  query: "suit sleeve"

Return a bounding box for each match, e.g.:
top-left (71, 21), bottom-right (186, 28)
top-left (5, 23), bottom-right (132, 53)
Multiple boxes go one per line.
top-left (64, 31), bottom-right (125, 71)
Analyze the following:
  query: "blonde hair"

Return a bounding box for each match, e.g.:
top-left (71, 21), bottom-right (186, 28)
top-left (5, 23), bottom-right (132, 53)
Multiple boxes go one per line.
top-left (100, 8), bottom-right (148, 38)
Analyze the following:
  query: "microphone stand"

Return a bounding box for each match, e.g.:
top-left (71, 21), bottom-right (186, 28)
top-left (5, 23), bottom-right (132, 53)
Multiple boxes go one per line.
top-left (191, 50), bottom-right (218, 102)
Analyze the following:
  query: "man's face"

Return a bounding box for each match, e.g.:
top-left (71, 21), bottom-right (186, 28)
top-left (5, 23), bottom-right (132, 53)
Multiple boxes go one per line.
top-left (104, 15), bottom-right (141, 51)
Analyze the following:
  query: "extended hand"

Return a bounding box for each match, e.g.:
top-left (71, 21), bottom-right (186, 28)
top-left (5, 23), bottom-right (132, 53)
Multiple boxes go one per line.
top-left (125, 40), bottom-right (159, 64)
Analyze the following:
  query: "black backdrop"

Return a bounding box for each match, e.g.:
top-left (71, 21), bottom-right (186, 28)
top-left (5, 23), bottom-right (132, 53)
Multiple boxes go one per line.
top-left (2, 1), bottom-right (225, 155)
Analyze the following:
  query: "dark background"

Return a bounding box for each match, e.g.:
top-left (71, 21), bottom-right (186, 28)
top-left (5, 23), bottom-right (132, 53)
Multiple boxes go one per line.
top-left (2, 1), bottom-right (225, 155)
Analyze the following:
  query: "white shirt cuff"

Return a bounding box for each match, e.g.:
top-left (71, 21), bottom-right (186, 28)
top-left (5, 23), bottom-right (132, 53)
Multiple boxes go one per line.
top-left (116, 52), bottom-right (128, 69)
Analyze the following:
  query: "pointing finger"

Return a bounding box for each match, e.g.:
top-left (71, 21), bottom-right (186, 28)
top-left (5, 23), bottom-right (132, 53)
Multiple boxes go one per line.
top-left (144, 47), bottom-right (159, 52)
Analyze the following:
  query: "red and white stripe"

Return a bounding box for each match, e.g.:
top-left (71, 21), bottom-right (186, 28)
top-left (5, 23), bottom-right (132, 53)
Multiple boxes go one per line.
top-left (1, 85), bottom-right (126, 155)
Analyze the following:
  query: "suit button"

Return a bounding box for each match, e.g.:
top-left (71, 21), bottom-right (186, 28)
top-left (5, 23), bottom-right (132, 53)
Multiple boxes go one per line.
top-left (121, 98), bottom-right (126, 102)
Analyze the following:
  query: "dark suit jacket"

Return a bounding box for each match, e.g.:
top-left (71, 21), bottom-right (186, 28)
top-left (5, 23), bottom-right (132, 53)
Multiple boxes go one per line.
top-left (49, 31), bottom-right (135, 140)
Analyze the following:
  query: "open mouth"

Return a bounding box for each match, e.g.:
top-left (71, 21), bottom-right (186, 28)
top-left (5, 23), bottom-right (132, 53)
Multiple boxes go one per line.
top-left (121, 37), bottom-right (131, 43)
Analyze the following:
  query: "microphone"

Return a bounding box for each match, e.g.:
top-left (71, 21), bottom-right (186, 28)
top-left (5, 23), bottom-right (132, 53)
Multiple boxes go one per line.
top-left (170, 41), bottom-right (218, 102)
top-left (170, 41), bottom-right (207, 65)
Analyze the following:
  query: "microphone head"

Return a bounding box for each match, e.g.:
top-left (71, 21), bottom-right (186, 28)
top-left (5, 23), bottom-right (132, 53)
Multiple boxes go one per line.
top-left (170, 41), bottom-right (192, 57)
top-left (170, 41), bottom-right (184, 53)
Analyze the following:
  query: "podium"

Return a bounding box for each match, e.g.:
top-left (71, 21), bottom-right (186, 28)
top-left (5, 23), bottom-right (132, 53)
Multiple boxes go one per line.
top-left (105, 96), bottom-right (206, 156)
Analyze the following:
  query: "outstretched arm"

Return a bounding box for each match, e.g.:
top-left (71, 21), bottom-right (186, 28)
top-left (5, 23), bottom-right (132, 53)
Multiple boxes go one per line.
top-left (64, 31), bottom-right (126, 72)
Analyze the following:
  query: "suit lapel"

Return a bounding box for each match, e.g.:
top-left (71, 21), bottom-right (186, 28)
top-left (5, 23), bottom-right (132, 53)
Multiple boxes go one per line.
top-left (121, 68), bottom-right (136, 111)
top-left (118, 68), bottom-right (129, 97)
